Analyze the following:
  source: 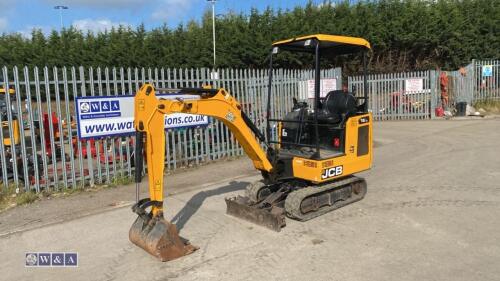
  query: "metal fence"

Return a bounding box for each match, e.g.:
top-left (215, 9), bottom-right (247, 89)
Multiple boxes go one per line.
top-left (447, 62), bottom-right (475, 105)
top-left (348, 59), bottom-right (499, 120)
top-left (0, 66), bottom-right (341, 192)
top-left (447, 59), bottom-right (500, 104)
top-left (1, 59), bottom-right (497, 192)
top-left (349, 70), bottom-right (436, 120)
top-left (472, 59), bottom-right (500, 102)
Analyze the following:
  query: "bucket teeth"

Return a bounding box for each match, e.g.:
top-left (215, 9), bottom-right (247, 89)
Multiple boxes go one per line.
top-left (129, 215), bottom-right (198, 262)
top-left (225, 196), bottom-right (286, 232)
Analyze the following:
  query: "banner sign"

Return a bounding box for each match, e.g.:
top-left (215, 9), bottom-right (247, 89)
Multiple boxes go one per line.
top-left (405, 78), bottom-right (424, 93)
top-left (307, 78), bottom-right (337, 99)
top-left (482, 65), bottom-right (493, 77)
top-left (75, 94), bottom-right (208, 139)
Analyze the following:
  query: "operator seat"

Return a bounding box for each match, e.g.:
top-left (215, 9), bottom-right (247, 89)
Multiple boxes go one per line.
top-left (317, 90), bottom-right (358, 125)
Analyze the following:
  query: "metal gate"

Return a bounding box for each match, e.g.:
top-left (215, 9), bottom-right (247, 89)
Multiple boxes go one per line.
top-left (349, 71), bottom-right (436, 120)
top-left (472, 59), bottom-right (500, 102)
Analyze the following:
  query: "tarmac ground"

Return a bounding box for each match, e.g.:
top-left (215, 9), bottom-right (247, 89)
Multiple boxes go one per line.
top-left (1, 118), bottom-right (499, 281)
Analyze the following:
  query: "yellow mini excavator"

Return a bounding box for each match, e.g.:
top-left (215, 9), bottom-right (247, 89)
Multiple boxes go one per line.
top-left (1, 87), bottom-right (20, 147)
top-left (130, 34), bottom-right (373, 261)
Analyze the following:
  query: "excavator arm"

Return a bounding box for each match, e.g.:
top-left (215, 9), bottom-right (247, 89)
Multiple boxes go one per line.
top-left (129, 83), bottom-right (273, 261)
top-left (134, 83), bottom-right (272, 214)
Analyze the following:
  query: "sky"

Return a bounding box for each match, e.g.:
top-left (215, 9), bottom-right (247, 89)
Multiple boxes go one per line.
top-left (0, 0), bottom-right (319, 36)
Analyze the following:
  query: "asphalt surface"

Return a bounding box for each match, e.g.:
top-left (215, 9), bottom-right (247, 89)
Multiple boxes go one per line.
top-left (1, 118), bottom-right (499, 281)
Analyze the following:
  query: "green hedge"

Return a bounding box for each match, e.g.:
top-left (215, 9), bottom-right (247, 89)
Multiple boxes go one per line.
top-left (0, 0), bottom-right (498, 74)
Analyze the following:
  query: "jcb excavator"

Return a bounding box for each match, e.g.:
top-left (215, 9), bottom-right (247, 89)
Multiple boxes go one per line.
top-left (130, 34), bottom-right (373, 261)
top-left (1, 87), bottom-right (20, 147)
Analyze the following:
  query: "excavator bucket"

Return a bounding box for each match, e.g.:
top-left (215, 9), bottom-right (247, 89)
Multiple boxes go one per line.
top-left (130, 129), bottom-right (197, 262)
top-left (129, 215), bottom-right (198, 262)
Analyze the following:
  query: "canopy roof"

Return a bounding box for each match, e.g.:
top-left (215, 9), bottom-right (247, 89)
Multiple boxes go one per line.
top-left (272, 34), bottom-right (371, 54)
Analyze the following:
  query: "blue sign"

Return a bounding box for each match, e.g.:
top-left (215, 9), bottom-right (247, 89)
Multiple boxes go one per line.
top-left (26, 252), bottom-right (78, 267)
top-left (482, 65), bottom-right (493, 77)
top-left (79, 99), bottom-right (122, 120)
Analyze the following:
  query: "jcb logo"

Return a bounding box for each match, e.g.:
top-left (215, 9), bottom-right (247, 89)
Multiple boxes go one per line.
top-left (321, 165), bottom-right (343, 179)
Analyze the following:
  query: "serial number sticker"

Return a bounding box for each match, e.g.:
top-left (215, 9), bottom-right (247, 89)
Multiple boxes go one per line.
top-left (322, 160), bottom-right (334, 168)
top-left (303, 160), bottom-right (317, 168)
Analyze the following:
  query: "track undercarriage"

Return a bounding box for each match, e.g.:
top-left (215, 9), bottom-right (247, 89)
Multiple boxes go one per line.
top-left (225, 176), bottom-right (367, 231)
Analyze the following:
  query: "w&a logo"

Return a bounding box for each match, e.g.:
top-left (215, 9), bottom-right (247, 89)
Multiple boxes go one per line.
top-left (25, 252), bottom-right (78, 267)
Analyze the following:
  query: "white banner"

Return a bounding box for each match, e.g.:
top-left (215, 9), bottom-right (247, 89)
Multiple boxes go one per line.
top-left (405, 78), bottom-right (424, 93)
top-left (307, 78), bottom-right (337, 99)
top-left (75, 94), bottom-right (208, 139)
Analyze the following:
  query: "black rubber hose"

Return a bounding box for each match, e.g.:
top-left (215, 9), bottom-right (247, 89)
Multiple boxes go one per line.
top-left (135, 131), bottom-right (144, 183)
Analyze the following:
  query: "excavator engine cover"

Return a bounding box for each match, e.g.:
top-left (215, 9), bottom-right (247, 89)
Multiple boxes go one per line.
top-left (129, 214), bottom-right (198, 262)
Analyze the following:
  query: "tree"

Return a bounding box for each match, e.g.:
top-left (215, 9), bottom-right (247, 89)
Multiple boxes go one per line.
top-left (0, 0), bottom-right (498, 74)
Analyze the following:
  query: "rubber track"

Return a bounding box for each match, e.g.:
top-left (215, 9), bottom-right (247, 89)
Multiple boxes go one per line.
top-left (285, 176), bottom-right (367, 221)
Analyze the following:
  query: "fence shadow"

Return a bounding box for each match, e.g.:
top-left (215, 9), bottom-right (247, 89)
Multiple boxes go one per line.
top-left (171, 180), bottom-right (248, 231)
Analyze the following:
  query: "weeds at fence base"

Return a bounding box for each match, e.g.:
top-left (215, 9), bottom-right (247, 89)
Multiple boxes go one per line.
top-left (15, 192), bottom-right (38, 205)
top-left (474, 100), bottom-right (500, 114)
top-left (0, 174), bottom-right (133, 212)
top-left (109, 175), bottom-right (133, 187)
top-left (0, 185), bottom-right (38, 211)
top-left (0, 185), bottom-right (17, 211)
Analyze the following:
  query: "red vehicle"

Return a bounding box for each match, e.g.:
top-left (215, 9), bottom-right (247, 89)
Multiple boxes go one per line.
top-left (72, 137), bottom-right (134, 164)
top-left (390, 91), bottom-right (414, 113)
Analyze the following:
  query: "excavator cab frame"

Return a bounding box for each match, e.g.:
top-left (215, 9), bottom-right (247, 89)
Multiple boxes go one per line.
top-left (266, 34), bottom-right (371, 159)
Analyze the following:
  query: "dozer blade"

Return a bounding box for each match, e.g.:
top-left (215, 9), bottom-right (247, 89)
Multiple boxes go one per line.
top-left (225, 196), bottom-right (286, 232)
top-left (129, 215), bottom-right (198, 262)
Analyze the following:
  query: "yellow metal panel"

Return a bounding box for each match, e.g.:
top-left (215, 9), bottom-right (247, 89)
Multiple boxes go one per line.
top-left (1, 88), bottom-right (20, 146)
top-left (2, 120), bottom-right (20, 146)
top-left (291, 113), bottom-right (373, 184)
top-left (273, 34), bottom-right (371, 49)
top-left (0, 88), bottom-right (15, 94)
top-left (277, 121), bottom-right (282, 149)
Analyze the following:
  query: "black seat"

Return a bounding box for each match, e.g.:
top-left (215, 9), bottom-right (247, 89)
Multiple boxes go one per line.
top-left (324, 90), bottom-right (357, 115)
top-left (316, 90), bottom-right (357, 125)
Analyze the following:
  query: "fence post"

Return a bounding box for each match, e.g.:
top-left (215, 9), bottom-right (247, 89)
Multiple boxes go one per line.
top-left (0, 68), bottom-right (13, 188)
top-left (430, 70), bottom-right (437, 119)
top-left (471, 59), bottom-right (476, 103)
top-left (13, 66), bottom-right (31, 190)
